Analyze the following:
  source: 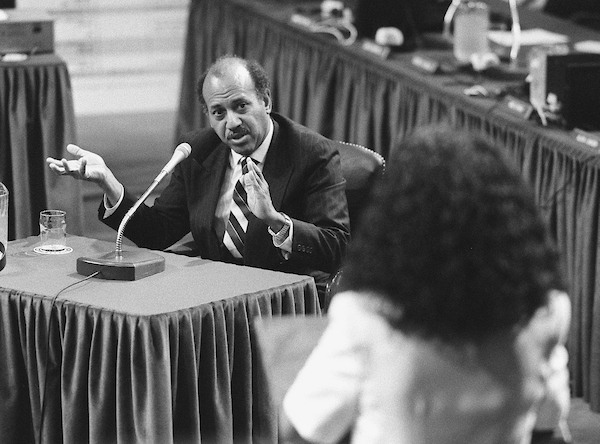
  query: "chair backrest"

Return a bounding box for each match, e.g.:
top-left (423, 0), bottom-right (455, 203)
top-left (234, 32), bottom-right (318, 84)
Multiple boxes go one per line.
top-left (252, 316), bottom-right (328, 408)
top-left (333, 141), bottom-right (385, 231)
top-left (323, 142), bottom-right (385, 309)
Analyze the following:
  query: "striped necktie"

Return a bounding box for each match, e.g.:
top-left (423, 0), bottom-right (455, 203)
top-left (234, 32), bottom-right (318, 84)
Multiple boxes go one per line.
top-left (223, 157), bottom-right (253, 259)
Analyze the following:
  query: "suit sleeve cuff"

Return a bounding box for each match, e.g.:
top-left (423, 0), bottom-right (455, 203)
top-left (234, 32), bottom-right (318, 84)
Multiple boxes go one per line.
top-left (102, 184), bottom-right (125, 219)
top-left (268, 212), bottom-right (293, 259)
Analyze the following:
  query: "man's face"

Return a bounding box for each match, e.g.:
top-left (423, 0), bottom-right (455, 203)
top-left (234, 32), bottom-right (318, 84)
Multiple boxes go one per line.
top-left (203, 64), bottom-right (272, 156)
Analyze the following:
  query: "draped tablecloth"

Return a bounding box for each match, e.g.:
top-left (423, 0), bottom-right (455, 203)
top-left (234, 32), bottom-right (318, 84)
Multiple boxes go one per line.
top-left (0, 54), bottom-right (83, 240)
top-left (0, 235), bottom-right (320, 443)
top-left (177, 0), bottom-right (600, 411)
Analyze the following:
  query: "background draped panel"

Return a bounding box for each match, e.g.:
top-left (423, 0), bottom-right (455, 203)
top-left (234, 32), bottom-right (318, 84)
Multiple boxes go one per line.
top-left (0, 55), bottom-right (83, 240)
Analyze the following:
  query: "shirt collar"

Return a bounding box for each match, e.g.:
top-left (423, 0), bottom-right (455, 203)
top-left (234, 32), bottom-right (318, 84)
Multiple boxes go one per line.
top-left (229, 118), bottom-right (274, 167)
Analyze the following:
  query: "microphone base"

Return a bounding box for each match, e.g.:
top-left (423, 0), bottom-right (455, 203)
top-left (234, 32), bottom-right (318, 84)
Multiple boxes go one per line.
top-left (77, 250), bottom-right (165, 281)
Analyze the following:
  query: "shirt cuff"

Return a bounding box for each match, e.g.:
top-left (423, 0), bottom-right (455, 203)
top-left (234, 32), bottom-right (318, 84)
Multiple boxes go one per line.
top-left (102, 184), bottom-right (125, 219)
top-left (268, 212), bottom-right (293, 259)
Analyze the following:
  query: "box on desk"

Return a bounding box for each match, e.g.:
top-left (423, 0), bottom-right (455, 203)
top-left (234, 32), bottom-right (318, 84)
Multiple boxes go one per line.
top-left (0, 9), bottom-right (54, 54)
top-left (530, 52), bottom-right (600, 131)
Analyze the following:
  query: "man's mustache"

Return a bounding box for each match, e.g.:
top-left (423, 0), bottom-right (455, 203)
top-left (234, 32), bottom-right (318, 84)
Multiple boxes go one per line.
top-left (227, 127), bottom-right (249, 139)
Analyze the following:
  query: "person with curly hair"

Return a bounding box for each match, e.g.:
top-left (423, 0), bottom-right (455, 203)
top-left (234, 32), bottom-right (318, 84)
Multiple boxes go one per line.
top-left (279, 127), bottom-right (572, 443)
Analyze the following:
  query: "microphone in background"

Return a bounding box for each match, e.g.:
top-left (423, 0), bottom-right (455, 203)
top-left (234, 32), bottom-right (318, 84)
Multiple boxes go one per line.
top-left (508, 0), bottom-right (522, 68)
top-left (77, 143), bottom-right (192, 281)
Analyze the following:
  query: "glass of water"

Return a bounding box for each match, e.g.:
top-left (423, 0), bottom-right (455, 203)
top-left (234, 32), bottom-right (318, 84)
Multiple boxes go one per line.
top-left (453, 1), bottom-right (489, 64)
top-left (38, 209), bottom-right (68, 253)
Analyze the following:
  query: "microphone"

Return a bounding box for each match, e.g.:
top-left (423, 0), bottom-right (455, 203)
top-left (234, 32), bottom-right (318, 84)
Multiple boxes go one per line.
top-left (153, 143), bottom-right (193, 184)
top-left (115, 143), bottom-right (191, 254)
top-left (76, 143), bottom-right (192, 281)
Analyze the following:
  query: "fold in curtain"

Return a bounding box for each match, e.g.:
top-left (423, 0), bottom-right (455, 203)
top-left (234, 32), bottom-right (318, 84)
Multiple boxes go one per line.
top-left (0, 56), bottom-right (83, 240)
top-left (0, 280), bottom-right (319, 443)
top-left (177, 0), bottom-right (600, 411)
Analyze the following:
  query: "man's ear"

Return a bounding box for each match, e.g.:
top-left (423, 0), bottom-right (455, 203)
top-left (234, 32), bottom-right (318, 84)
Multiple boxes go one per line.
top-left (263, 90), bottom-right (273, 114)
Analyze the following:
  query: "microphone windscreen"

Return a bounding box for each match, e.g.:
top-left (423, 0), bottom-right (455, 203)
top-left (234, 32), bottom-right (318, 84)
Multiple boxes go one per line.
top-left (175, 143), bottom-right (192, 159)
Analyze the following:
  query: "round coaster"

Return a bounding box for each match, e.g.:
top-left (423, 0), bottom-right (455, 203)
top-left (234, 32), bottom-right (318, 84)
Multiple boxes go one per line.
top-left (33, 246), bottom-right (73, 255)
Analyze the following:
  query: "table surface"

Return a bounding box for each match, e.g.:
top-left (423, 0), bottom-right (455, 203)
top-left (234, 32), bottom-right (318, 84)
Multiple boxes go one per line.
top-left (2, 235), bottom-right (318, 315)
top-left (0, 235), bottom-right (320, 443)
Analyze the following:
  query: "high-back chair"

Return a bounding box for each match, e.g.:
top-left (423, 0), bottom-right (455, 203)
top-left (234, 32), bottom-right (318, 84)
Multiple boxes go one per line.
top-left (334, 141), bottom-right (386, 233)
top-left (324, 142), bottom-right (385, 309)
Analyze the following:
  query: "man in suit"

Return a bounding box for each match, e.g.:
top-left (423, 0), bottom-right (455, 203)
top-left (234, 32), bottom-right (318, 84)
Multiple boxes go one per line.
top-left (46, 56), bottom-right (350, 296)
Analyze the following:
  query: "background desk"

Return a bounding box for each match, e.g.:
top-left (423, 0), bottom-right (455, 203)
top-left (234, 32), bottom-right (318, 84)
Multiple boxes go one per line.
top-left (0, 54), bottom-right (83, 240)
top-left (0, 235), bottom-right (319, 443)
top-left (177, 0), bottom-right (600, 411)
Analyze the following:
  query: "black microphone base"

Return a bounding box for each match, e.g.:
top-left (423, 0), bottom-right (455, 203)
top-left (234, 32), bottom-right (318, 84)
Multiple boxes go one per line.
top-left (77, 250), bottom-right (165, 281)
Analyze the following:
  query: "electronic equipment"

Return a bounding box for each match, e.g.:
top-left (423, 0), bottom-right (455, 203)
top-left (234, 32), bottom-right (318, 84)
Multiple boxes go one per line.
top-left (0, 9), bottom-right (54, 54)
top-left (529, 52), bottom-right (600, 131)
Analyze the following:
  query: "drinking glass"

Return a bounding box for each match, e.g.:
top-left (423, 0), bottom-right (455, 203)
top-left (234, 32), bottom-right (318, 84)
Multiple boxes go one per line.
top-left (38, 210), bottom-right (67, 253)
top-left (453, 1), bottom-right (489, 64)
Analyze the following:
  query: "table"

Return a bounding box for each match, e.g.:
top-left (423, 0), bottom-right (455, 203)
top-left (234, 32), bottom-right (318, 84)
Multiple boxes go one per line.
top-left (0, 235), bottom-right (320, 443)
top-left (0, 54), bottom-right (83, 240)
top-left (177, 0), bottom-right (600, 411)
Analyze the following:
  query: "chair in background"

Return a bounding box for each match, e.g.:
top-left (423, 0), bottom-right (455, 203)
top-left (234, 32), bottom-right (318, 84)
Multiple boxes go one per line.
top-left (324, 141), bottom-right (386, 309)
top-left (334, 141), bottom-right (386, 233)
top-left (252, 316), bottom-right (329, 409)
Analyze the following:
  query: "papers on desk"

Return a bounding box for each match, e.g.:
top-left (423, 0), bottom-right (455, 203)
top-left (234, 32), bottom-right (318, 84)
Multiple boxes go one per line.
top-left (574, 40), bottom-right (600, 54)
top-left (488, 28), bottom-right (569, 47)
top-left (1, 53), bottom-right (28, 62)
top-left (487, 28), bottom-right (570, 63)
top-left (487, 28), bottom-right (569, 47)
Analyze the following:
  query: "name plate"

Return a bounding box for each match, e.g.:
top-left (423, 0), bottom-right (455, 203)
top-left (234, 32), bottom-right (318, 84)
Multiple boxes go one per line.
top-left (361, 39), bottom-right (391, 59)
top-left (500, 95), bottom-right (534, 120)
top-left (573, 128), bottom-right (600, 151)
top-left (411, 55), bottom-right (440, 74)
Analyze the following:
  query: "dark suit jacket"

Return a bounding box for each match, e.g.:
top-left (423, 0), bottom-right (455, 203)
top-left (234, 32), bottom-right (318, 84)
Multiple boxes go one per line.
top-left (100, 113), bottom-right (350, 280)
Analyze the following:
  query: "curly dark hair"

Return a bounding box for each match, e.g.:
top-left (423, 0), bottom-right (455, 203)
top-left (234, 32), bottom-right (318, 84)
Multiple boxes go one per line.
top-left (340, 126), bottom-right (565, 341)
top-left (196, 55), bottom-right (271, 111)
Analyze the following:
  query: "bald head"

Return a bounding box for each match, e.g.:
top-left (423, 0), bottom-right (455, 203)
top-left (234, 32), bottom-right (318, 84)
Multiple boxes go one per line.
top-left (197, 56), bottom-right (271, 110)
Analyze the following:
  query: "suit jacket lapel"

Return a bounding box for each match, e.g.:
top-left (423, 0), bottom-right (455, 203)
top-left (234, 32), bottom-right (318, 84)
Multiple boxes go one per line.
top-left (195, 142), bottom-right (229, 240)
top-left (262, 118), bottom-right (293, 209)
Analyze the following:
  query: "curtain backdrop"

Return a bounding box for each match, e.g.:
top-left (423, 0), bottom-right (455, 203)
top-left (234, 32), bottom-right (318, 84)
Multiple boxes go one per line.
top-left (0, 55), bottom-right (83, 240)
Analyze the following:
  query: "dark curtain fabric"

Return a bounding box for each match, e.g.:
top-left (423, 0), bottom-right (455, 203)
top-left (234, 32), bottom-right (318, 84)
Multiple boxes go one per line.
top-left (0, 236), bottom-right (321, 443)
top-left (0, 55), bottom-right (83, 240)
top-left (177, 0), bottom-right (600, 411)
top-left (544, 0), bottom-right (600, 19)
